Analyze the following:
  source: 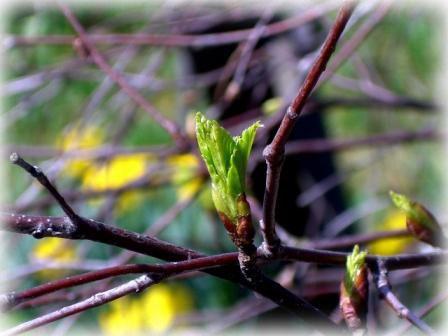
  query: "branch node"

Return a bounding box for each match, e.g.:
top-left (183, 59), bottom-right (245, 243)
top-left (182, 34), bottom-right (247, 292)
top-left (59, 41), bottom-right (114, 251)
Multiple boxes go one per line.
top-left (31, 224), bottom-right (46, 239)
top-left (286, 106), bottom-right (298, 120)
top-left (10, 153), bottom-right (81, 222)
top-left (263, 145), bottom-right (284, 165)
top-left (0, 293), bottom-right (16, 312)
top-left (258, 240), bottom-right (281, 258)
top-left (9, 152), bottom-right (19, 163)
top-left (72, 37), bottom-right (91, 59)
top-left (10, 152), bottom-right (40, 177)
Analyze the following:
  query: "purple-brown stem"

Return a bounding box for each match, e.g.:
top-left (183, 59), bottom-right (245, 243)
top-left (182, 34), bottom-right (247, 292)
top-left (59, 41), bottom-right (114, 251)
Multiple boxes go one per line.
top-left (1, 274), bottom-right (159, 336)
top-left (3, 212), bottom-right (446, 271)
top-left (318, 0), bottom-right (392, 85)
top-left (1, 253), bottom-right (236, 311)
top-left (5, 155), bottom-right (338, 331)
top-left (260, 1), bottom-right (355, 256)
top-left (6, 2), bottom-right (338, 48)
top-left (58, 3), bottom-right (189, 149)
top-left (371, 260), bottom-right (436, 335)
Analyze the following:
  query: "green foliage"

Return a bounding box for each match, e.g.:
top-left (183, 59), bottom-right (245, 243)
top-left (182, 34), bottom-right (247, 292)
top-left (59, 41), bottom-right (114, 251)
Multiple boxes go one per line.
top-left (195, 112), bottom-right (261, 224)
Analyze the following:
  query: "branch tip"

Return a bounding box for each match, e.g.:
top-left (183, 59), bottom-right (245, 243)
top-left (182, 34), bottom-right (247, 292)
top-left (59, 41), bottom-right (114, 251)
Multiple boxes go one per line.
top-left (9, 152), bottom-right (19, 163)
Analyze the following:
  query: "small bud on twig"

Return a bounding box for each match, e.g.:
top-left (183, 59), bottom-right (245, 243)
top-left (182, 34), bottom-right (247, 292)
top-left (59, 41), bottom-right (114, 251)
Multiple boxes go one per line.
top-left (389, 191), bottom-right (444, 247)
top-left (195, 112), bottom-right (261, 248)
top-left (340, 245), bottom-right (368, 333)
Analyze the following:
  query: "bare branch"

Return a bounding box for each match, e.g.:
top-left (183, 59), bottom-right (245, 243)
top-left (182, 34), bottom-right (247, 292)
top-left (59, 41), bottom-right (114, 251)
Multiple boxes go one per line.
top-left (3, 213), bottom-right (446, 272)
top-left (310, 229), bottom-right (410, 250)
top-left (57, 3), bottom-right (188, 148)
top-left (1, 253), bottom-right (237, 311)
top-left (371, 260), bottom-right (436, 335)
top-left (1, 274), bottom-right (158, 336)
top-left (260, 1), bottom-right (355, 256)
top-left (318, 0), bottom-right (392, 84)
top-left (4, 156), bottom-right (337, 332)
top-left (9, 153), bottom-right (79, 222)
top-left (6, 2), bottom-right (339, 48)
top-left (391, 290), bottom-right (448, 336)
top-left (283, 127), bottom-right (439, 155)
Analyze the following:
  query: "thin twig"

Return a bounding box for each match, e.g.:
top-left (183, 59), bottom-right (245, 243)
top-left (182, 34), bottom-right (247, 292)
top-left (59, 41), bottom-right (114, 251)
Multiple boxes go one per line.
top-left (391, 290), bottom-right (448, 336)
top-left (3, 155), bottom-right (446, 334)
top-left (315, 96), bottom-right (438, 112)
top-left (111, 190), bottom-right (201, 265)
top-left (222, 11), bottom-right (273, 102)
top-left (251, 127), bottom-right (440, 161)
top-left (371, 260), bottom-right (436, 335)
top-left (4, 124), bottom-right (438, 164)
top-left (1, 253), bottom-right (236, 311)
top-left (8, 164), bottom-right (173, 213)
top-left (260, 1), bottom-right (355, 256)
top-left (3, 212), bottom-right (446, 271)
top-left (58, 3), bottom-right (188, 148)
top-left (6, 1), bottom-right (340, 48)
top-left (9, 153), bottom-right (80, 223)
top-left (318, 0), bottom-right (392, 84)
top-left (4, 155), bottom-right (339, 332)
top-left (309, 229), bottom-right (409, 250)
top-left (283, 127), bottom-right (439, 155)
top-left (1, 274), bottom-right (159, 336)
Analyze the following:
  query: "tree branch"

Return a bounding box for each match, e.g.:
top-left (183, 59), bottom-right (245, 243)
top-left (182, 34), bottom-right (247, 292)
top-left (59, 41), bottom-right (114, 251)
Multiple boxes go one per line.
top-left (57, 3), bottom-right (188, 148)
top-left (6, 2), bottom-right (338, 48)
top-left (9, 153), bottom-right (79, 223)
top-left (309, 229), bottom-right (409, 250)
top-left (318, 0), bottom-right (392, 85)
top-left (1, 254), bottom-right (236, 311)
top-left (3, 213), bottom-right (446, 272)
top-left (390, 290), bottom-right (448, 336)
top-left (260, 1), bottom-right (355, 256)
top-left (1, 274), bottom-right (159, 336)
top-left (5, 155), bottom-right (339, 332)
top-left (371, 260), bottom-right (436, 335)
top-left (283, 127), bottom-right (439, 155)
top-left (250, 128), bottom-right (440, 162)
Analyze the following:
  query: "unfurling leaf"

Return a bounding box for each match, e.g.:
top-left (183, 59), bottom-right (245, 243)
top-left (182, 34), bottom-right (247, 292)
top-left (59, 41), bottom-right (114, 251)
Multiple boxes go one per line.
top-left (389, 190), bottom-right (444, 247)
top-left (340, 245), bottom-right (368, 332)
top-left (195, 112), bottom-right (261, 244)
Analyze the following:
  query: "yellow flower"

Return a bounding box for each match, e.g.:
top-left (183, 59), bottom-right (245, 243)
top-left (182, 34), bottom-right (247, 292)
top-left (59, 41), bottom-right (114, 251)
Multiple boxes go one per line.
top-left (99, 283), bottom-right (193, 335)
top-left (31, 238), bottom-right (78, 280)
top-left (368, 210), bottom-right (414, 256)
top-left (59, 125), bottom-right (104, 178)
top-left (167, 154), bottom-right (203, 201)
top-left (82, 154), bottom-right (150, 213)
top-left (262, 97), bottom-right (283, 116)
top-left (99, 297), bottom-right (143, 336)
top-left (82, 154), bottom-right (148, 191)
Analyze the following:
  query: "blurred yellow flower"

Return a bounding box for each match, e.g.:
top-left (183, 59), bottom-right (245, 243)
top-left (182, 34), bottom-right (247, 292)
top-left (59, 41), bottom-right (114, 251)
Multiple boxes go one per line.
top-left (262, 97), bottom-right (283, 116)
top-left (31, 238), bottom-right (78, 280)
top-left (368, 210), bottom-right (414, 256)
top-left (59, 125), bottom-right (104, 178)
top-left (82, 154), bottom-right (148, 191)
top-left (99, 283), bottom-right (193, 335)
top-left (167, 154), bottom-right (203, 201)
top-left (82, 154), bottom-right (150, 213)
